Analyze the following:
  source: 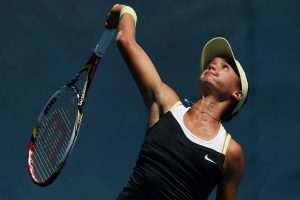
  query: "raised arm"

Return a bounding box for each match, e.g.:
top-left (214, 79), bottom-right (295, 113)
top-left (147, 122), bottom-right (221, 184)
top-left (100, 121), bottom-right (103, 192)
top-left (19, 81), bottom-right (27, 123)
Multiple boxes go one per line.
top-left (216, 139), bottom-right (244, 200)
top-left (106, 5), bottom-right (179, 127)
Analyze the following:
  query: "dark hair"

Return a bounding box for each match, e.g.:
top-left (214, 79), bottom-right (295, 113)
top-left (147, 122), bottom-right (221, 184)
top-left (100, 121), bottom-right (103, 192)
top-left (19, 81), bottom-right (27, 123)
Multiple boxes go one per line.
top-left (221, 84), bottom-right (249, 123)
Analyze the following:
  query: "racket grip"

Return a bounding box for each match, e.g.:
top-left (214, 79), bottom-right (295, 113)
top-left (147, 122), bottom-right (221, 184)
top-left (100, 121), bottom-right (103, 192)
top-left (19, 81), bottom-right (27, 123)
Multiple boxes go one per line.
top-left (94, 28), bottom-right (116, 57)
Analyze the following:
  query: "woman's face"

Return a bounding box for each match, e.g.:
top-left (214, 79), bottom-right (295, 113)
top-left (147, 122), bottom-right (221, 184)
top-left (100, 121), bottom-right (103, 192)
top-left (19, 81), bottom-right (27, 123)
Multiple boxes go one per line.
top-left (200, 57), bottom-right (242, 100)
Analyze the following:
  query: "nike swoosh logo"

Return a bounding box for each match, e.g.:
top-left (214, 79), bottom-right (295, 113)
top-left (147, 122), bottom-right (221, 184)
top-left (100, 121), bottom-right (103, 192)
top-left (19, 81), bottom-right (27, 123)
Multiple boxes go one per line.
top-left (205, 154), bottom-right (217, 164)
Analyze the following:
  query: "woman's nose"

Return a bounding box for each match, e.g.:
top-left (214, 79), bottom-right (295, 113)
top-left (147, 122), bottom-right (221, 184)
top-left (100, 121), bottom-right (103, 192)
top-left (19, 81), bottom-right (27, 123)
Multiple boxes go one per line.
top-left (207, 64), bottom-right (216, 71)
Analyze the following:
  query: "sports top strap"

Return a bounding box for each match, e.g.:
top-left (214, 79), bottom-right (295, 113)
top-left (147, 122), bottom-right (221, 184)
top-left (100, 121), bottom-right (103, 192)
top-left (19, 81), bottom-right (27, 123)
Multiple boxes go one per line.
top-left (222, 134), bottom-right (231, 154)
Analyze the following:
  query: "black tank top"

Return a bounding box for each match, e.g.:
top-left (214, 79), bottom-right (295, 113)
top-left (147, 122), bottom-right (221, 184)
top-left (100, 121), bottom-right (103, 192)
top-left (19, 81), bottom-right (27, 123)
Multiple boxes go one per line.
top-left (117, 111), bottom-right (225, 200)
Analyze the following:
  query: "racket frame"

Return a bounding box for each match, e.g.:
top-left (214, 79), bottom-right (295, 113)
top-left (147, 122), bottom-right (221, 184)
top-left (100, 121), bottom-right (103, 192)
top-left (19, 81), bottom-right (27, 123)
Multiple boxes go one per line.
top-left (27, 28), bottom-right (116, 186)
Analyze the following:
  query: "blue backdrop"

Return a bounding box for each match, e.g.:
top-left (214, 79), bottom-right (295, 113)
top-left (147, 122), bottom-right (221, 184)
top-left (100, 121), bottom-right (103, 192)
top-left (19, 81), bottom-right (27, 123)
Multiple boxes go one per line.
top-left (1, 0), bottom-right (299, 199)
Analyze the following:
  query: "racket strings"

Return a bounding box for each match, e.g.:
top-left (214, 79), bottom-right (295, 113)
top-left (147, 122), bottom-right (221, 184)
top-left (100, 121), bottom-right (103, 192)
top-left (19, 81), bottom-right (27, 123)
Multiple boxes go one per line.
top-left (35, 109), bottom-right (69, 176)
top-left (34, 109), bottom-right (74, 181)
top-left (34, 110), bottom-right (71, 180)
top-left (32, 88), bottom-right (78, 182)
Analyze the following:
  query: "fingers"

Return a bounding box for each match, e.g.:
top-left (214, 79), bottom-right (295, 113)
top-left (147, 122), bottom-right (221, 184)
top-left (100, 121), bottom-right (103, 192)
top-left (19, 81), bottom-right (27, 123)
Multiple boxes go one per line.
top-left (111, 4), bottom-right (124, 12)
top-left (105, 13), bottom-right (119, 29)
top-left (104, 4), bottom-right (125, 29)
top-left (105, 11), bottom-right (119, 29)
top-left (112, 4), bottom-right (120, 10)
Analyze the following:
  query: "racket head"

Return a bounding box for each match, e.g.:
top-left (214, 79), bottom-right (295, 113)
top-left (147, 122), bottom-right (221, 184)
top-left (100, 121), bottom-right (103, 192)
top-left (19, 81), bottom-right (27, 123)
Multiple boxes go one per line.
top-left (27, 86), bottom-right (82, 186)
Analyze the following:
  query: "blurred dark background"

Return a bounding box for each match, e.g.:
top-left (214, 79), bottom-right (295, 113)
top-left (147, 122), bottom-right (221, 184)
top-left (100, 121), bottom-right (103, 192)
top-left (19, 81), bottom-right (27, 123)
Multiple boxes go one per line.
top-left (1, 0), bottom-right (299, 199)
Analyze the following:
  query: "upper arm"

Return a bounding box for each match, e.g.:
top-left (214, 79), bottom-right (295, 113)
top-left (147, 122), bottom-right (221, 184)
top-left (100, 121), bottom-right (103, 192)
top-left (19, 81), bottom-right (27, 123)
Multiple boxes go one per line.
top-left (216, 139), bottom-right (244, 200)
top-left (116, 15), bottom-right (179, 115)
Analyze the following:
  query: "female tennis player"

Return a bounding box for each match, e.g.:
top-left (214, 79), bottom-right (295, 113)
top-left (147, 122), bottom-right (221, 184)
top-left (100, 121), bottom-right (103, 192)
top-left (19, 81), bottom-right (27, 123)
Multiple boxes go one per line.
top-left (106, 4), bottom-right (248, 200)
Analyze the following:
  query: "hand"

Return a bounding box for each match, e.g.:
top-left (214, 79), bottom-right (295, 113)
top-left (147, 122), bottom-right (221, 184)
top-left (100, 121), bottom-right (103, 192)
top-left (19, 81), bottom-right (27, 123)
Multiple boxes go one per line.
top-left (105, 4), bottom-right (125, 29)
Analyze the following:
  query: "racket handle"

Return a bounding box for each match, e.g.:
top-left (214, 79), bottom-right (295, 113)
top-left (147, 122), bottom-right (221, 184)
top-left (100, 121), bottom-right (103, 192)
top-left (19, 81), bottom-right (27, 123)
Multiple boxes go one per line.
top-left (94, 28), bottom-right (116, 57)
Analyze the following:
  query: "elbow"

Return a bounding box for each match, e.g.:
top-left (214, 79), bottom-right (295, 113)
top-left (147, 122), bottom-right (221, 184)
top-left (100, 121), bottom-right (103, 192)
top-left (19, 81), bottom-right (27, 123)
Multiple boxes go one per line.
top-left (116, 31), bottom-right (136, 50)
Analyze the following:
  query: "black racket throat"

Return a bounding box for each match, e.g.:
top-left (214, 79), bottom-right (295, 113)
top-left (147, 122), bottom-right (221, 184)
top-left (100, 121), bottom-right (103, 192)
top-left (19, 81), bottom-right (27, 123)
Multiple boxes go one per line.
top-left (67, 53), bottom-right (101, 90)
top-left (68, 53), bottom-right (102, 107)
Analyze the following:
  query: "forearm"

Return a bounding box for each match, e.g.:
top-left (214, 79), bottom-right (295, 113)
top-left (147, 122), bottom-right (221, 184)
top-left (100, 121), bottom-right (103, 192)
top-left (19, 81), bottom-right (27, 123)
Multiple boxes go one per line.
top-left (115, 7), bottom-right (163, 107)
top-left (117, 12), bottom-right (136, 42)
top-left (108, 5), bottom-right (177, 112)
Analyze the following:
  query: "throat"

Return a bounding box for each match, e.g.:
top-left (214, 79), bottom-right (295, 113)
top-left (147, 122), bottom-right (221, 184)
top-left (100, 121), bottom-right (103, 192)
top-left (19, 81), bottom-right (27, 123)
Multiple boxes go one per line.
top-left (191, 107), bottom-right (221, 122)
top-left (183, 109), bottom-right (221, 141)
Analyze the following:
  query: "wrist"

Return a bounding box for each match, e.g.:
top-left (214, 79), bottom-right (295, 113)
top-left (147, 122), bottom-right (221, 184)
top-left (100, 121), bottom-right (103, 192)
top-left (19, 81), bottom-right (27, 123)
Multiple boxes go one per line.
top-left (119, 6), bottom-right (137, 27)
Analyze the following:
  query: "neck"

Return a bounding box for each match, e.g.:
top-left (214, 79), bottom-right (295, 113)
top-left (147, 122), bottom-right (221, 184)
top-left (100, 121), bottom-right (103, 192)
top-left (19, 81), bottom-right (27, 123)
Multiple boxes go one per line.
top-left (190, 95), bottom-right (229, 123)
top-left (192, 106), bottom-right (221, 123)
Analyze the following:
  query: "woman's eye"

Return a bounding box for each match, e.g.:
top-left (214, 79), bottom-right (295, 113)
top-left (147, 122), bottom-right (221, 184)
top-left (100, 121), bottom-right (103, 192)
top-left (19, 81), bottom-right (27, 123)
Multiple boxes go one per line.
top-left (223, 65), bottom-right (229, 70)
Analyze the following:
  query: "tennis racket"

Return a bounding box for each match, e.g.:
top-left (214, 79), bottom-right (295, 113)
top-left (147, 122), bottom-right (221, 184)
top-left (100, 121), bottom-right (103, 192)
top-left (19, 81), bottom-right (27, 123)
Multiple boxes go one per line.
top-left (27, 28), bottom-right (116, 186)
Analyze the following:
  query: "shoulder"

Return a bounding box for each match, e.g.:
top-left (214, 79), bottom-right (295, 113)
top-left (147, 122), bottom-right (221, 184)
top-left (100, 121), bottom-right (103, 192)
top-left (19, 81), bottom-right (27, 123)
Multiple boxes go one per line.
top-left (223, 137), bottom-right (244, 175)
top-left (227, 138), bottom-right (244, 161)
top-left (159, 82), bottom-right (180, 112)
top-left (217, 137), bottom-right (244, 199)
top-left (147, 83), bottom-right (180, 128)
top-left (151, 82), bottom-right (180, 115)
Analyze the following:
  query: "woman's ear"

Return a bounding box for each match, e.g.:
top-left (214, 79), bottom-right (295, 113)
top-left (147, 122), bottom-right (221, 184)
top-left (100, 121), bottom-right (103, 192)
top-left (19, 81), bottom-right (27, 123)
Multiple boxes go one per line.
top-left (232, 90), bottom-right (243, 101)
